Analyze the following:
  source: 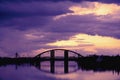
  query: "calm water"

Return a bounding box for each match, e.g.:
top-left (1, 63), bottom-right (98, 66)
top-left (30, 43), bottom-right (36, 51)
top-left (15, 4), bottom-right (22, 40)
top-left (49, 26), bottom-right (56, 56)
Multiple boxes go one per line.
top-left (0, 61), bottom-right (120, 80)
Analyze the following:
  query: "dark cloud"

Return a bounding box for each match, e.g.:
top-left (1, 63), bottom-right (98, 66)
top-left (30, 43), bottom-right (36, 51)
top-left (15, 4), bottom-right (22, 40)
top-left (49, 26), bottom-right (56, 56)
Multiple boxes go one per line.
top-left (0, 0), bottom-right (80, 3)
top-left (0, 1), bottom-right (72, 30)
top-left (0, 16), bottom-right (52, 31)
top-left (0, 2), bottom-right (71, 19)
top-left (0, 0), bottom-right (120, 4)
top-left (44, 15), bottom-right (120, 39)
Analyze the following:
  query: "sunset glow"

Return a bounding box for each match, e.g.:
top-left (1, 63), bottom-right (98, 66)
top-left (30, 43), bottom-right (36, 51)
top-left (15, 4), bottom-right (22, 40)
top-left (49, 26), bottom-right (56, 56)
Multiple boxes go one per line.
top-left (47, 34), bottom-right (120, 52)
top-left (54, 2), bottom-right (120, 20)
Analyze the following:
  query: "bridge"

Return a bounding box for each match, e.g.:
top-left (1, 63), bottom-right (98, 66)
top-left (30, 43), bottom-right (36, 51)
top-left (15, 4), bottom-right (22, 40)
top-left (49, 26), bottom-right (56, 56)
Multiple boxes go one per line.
top-left (34, 49), bottom-right (83, 62)
top-left (33, 49), bottom-right (83, 73)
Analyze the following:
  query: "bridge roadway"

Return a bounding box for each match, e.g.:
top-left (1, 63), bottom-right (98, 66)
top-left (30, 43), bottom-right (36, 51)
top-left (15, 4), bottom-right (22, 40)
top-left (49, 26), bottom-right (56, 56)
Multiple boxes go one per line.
top-left (35, 56), bottom-right (80, 61)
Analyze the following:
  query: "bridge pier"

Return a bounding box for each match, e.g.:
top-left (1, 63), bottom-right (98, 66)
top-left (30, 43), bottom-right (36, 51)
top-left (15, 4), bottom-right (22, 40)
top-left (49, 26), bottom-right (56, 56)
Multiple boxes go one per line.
top-left (50, 50), bottom-right (55, 73)
top-left (64, 50), bottom-right (69, 73)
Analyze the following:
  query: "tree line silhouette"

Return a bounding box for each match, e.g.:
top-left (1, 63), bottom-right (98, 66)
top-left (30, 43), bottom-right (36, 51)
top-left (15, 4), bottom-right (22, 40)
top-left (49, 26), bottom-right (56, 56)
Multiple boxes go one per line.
top-left (0, 55), bottom-right (120, 74)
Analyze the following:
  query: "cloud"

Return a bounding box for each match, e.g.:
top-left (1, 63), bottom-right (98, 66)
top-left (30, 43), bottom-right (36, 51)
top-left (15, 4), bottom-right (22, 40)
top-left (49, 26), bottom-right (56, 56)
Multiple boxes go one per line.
top-left (54, 2), bottom-right (120, 20)
top-left (0, 1), bottom-right (71, 18)
top-left (47, 2), bottom-right (120, 39)
top-left (47, 33), bottom-right (120, 53)
top-left (46, 14), bottom-right (120, 39)
top-left (0, 28), bottom-right (74, 57)
top-left (0, 0), bottom-right (120, 4)
top-left (0, 1), bottom-right (72, 30)
top-left (0, 1), bottom-right (120, 56)
top-left (1, 1), bottom-right (120, 39)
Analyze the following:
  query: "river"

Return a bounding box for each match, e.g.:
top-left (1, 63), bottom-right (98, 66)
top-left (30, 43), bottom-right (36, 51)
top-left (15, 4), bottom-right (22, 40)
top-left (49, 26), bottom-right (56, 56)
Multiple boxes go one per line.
top-left (0, 61), bottom-right (119, 80)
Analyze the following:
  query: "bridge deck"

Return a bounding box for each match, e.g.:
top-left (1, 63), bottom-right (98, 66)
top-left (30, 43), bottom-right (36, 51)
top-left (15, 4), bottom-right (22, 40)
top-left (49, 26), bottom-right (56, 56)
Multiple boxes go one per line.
top-left (35, 57), bottom-right (80, 61)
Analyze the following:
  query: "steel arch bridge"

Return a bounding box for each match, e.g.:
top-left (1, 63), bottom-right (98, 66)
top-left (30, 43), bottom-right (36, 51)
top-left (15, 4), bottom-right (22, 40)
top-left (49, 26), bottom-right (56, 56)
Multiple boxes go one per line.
top-left (34, 49), bottom-right (83, 61)
top-left (34, 49), bottom-right (83, 58)
top-left (33, 49), bottom-right (83, 73)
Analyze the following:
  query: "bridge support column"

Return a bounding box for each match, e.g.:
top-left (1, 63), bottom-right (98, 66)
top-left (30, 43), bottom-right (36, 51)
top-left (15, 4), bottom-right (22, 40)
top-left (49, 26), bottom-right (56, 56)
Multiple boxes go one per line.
top-left (64, 50), bottom-right (69, 73)
top-left (77, 56), bottom-right (81, 69)
top-left (50, 50), bottom-right (55, 73)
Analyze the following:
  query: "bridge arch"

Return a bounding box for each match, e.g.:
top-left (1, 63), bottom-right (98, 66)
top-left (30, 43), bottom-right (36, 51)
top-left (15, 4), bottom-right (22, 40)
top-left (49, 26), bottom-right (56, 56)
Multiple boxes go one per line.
top-left (34, 49), bottom-right (83, 58)
top-left (34, 49), bottom-right (83, 73)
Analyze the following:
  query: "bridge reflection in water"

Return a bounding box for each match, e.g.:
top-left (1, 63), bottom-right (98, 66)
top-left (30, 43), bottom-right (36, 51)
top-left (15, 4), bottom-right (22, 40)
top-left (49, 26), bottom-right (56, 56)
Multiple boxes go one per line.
top-left (33, 49), bottom-right (83, 74)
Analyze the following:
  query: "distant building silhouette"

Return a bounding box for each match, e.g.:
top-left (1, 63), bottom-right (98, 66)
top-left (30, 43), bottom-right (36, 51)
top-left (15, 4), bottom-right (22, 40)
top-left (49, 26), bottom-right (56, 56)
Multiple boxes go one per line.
top-left (15, 52), bottom-right (19, 58)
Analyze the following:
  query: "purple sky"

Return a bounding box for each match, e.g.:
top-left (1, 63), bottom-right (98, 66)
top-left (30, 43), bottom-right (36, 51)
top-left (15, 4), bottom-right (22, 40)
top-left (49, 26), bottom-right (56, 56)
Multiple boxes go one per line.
top-left (0, 0), bottom-right (120, 57)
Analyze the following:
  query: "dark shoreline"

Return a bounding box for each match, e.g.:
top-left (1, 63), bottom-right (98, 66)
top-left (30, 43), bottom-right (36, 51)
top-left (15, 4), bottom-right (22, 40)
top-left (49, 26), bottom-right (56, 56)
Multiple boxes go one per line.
top-left (0, 55), bottom-right (120, 67)
top-left (0, 55), bottom-right (120, 74)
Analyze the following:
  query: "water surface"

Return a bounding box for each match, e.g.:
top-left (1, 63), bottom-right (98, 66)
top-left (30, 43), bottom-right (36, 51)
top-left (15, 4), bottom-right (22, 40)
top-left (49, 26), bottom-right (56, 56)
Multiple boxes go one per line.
top-left (0, 61), bottom-right (119, 80)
